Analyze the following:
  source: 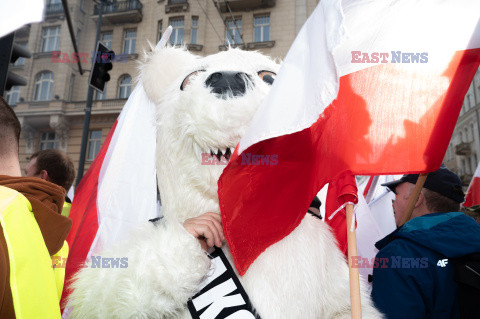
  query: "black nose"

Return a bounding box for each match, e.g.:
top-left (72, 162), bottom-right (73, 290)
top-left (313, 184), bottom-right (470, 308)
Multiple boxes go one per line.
top-left (205, 71), bottom-right (250, 97)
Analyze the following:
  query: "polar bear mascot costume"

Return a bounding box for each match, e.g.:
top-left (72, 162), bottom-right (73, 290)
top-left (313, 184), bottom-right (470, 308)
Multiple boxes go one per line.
top-left (67, 42), bottom-right (383, 319)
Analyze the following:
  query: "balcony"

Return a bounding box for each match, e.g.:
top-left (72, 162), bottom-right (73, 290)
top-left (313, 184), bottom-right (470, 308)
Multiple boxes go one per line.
top-left (214, 0), bottom-right (275, 12)
top-left (93, 0), bottom-right (143, 25)
top-left (45, 3), bottom-right (64, 19)
top-left (219, 43), bottom-right (245, 51)
top-left (165, 0), bottom-right (189, 13)
top-left (246, 40), bottom-right (275, 50)
top-left (187, 44), bottom-right (203, 51)
top-left (455, 142), bottom-right (471, 156)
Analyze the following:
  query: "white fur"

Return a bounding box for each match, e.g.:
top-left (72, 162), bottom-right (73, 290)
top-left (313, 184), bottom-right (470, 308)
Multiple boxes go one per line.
top-left (69, 47), bottom-right (383, 318)
top-left (68, 219), bottom-right (209, 319)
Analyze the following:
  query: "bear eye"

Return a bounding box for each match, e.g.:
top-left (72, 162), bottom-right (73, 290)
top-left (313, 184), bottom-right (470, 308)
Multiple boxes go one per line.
top-left (180, 70), bottom-right (205, 90)
top-left (258, 70), bottom-right (276, 85)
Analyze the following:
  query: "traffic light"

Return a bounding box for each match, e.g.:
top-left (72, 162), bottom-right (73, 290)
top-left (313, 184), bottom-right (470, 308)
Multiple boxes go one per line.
top-left (0, 33), bottom-right (32, 96)
top-left (89, 41), bottom-right (114, 93)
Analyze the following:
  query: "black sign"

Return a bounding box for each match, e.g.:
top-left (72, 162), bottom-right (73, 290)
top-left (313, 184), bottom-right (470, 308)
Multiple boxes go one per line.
top-left (187, 247), bottom-right (261, 319)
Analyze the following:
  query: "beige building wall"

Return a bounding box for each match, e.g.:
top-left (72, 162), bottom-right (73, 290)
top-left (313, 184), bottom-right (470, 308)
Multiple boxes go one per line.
top-left (444, 68), bottom-right (480, 187)
top-left (5, 0), bottom-right (320, 182)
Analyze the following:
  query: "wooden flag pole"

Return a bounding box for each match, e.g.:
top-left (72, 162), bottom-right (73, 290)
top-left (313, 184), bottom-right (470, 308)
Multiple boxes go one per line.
top-left (346, 203), bottom-right (362, 319)
top-left (401, 173), bottom-right (428, 226)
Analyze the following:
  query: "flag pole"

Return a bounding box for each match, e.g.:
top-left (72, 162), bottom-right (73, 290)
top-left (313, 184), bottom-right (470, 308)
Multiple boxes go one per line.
top-left (346, 203), bottom-right (362, 319)
top-left (401, 173), bottom-right (428, 226)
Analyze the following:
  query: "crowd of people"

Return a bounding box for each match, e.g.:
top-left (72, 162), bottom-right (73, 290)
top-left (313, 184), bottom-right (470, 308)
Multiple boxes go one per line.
top-left (1, 93), bottom-right (480, 318)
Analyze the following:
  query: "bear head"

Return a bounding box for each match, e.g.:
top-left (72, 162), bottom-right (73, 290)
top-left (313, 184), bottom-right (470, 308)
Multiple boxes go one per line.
top-left (140, 47), bottom-right (280, 222)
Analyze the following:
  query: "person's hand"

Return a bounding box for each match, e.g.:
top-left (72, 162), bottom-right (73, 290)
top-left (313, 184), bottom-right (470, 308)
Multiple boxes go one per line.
top-left (183, 212), bottom-right (225, 251)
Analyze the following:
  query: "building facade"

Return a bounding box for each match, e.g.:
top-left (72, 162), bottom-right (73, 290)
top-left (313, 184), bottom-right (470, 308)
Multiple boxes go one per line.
top-left (444, 68), bottom-right (480, 186)
top-left (5, 0), bottom-right (319, 175)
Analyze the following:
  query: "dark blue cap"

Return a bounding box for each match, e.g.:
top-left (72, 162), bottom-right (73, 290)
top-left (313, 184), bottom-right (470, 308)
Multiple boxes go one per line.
top-left (381, 165), bottom-right (465, 203)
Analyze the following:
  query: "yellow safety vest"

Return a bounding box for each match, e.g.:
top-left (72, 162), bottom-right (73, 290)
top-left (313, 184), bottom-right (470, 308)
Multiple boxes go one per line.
top-left (0, 186), bottom-right (61, 318)
top-left (61, 201), bottom-right (71, 218)
top-left (52, 241), bottom-right (69, 300)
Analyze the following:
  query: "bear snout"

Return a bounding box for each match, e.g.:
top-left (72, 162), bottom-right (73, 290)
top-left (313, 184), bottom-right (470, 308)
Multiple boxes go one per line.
top-left (205, 71), bottom-right (252, 98)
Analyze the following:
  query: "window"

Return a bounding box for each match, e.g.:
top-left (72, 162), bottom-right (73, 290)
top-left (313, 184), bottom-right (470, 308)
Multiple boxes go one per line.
top-left (118, 75), bottom-right (132, 99)
top-left (123, 29), bottom-right (136, 54)
top-left (157, 20), bottom-right (163, 42)
top-left (191, 17), bottom-right (198, 44)
top-left (39, 132), bottom-right (59, 150)
top-left (101, 31), bottom-right (113, 50)
top-left (13, 42), bottom-right (28, 66)
top-left (226, 18), bottom-right (242, 45)
top-left (169, 18), bottom-right (184, 45)
top-left (254, 15), bottom-right (270, 42)
top-left (34, 71), bottom-right (54, 101)
top-left (41, 26), bottom-right (60, 52)
top-left (87, 130), bottom-right (102, 161)
top-left (6, 86), bottom-right (20, 106)
top-left (468, 94), bottom-right (474, 109)
top-left (95, 84), bottom-right (107, 100)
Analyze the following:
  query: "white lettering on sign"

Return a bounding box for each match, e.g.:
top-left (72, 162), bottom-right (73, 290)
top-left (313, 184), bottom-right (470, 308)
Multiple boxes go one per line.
top-left (192, 279), bottom-right (246, 319)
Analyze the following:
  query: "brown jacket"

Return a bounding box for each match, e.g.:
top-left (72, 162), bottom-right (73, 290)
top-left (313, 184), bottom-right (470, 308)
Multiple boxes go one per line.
top-left (0, 176), bottom-right (72, 318)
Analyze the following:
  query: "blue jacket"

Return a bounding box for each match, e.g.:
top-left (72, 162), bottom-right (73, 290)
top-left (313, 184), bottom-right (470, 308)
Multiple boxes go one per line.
top-left (371, 212), bottom-right (480, 319)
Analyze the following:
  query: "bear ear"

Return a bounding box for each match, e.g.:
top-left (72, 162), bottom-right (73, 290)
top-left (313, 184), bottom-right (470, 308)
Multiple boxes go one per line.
top-left (140, 46), bottom-right (197, 104)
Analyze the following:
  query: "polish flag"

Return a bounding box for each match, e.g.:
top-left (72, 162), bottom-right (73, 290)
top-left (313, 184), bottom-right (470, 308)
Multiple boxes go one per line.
top-left (464, 163), bottom-right (480, 207)
top-left (61, 29), bottom-right (173, 311)
top-left (61, 84), bottom-right (159, 310)
top-left (218, 0), bottom-right (480, 275)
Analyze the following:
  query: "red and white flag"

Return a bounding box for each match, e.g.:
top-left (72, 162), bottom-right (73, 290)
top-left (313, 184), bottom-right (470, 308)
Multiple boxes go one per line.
top-left (61, 84), bottom-right (159, 309)
top-left (61, 29), bottom-right (173, 311)
top-left (218, 0), bottom-right (480, 275)
top-left (464, 162), bottom-right (480, 207)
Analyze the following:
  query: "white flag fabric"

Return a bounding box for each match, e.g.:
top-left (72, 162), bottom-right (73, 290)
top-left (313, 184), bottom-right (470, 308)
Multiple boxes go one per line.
top-left (0, 0), bottom-right (44, 37)
top-left (356, 175), bottom-right (399, 291)
top-left (90, 83), bottom-right (159, 255)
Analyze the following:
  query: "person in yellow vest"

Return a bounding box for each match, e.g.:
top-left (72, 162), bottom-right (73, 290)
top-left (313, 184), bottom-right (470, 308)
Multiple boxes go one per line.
top-left (24, 149), bottom-right (75, 218)
top-left (0, 97), bottom-right (71, 318)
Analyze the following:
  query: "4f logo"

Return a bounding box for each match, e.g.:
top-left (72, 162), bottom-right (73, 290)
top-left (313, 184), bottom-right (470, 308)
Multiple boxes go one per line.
top-left (437, 259), bottom-right (449, 267)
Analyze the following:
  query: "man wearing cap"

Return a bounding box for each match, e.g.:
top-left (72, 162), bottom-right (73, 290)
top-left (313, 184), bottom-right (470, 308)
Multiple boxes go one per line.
top-left (371, 165), bottom-right (480, 319)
